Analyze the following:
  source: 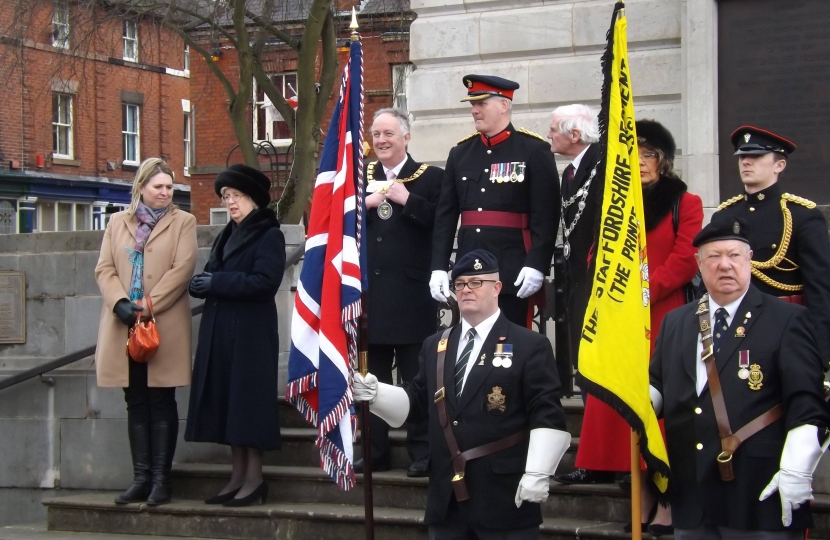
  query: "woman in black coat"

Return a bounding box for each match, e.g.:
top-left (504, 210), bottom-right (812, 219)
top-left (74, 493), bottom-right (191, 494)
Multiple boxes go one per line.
top-left (185, 164), bottom-right (286, 507)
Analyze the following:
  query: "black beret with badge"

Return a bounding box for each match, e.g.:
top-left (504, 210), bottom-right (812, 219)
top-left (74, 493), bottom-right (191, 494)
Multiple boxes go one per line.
top-left (692, 216), bottom-right (751, 248)
top-left (731, 126), bottom-right (796, 156)
top-left (451, 249), bottom-right (499, 280)
top-left (460, 74), bottom-right (520, 102)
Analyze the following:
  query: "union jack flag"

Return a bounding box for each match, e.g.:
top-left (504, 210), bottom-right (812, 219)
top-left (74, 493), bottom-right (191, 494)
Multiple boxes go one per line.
top-left (286, 37), bottom-right (366, 491)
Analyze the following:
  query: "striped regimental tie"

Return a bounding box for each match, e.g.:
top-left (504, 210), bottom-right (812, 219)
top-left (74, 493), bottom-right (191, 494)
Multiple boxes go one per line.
top-left (455, 328), bottom-right (477, 397)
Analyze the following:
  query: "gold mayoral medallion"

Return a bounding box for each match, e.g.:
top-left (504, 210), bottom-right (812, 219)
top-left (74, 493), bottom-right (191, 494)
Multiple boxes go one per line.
top-left (486, 386), bottom-right (506, 412)
top-left (748, 363), bottom-right (764, 390)
top-left (377, 200), bottom-right (393, 220)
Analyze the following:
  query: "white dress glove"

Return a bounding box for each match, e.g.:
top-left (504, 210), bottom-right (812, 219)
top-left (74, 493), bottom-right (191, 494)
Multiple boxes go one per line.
top-left (515, 428), bottom-right (571, 507)
top-left (430, 270), bottom-right (450, 302)
top-left (514, 267), bottom-right (544, 299)
top-left (759, 424), bottom-right (823, 526)
top-left (649, 385), bottom-right (663, 416)
top-left (353, 373), bottom-right (378, 403)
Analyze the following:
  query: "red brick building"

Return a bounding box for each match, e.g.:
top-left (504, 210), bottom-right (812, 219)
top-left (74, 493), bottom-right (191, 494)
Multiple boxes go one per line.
top-left (0, 0), bottom-right (192, 233)
top-left (187, 0), bottom-right (414, 225)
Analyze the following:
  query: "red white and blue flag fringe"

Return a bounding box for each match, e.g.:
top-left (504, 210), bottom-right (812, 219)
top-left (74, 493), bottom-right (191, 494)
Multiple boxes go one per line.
top-left (286, 37), bottom-right (366, 491)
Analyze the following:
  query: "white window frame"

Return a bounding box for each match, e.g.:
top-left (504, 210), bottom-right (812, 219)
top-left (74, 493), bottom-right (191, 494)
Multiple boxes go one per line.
top-left (52, 93), bottom-right (73, 159)
top-left (391, 63), bottom-right (413, 112)
top-left (252, 73), bottom-right (297, 145)
top-left (52, 1), bottom-right (70, 49)
top-left (122, 103), bottom-right (140, 165)
top-left (210, 208), bottom-right (229, 225)
top-left (183, 111), bottom-right (192, 174)
top-left (123, 20), bottom-right (138, 62)
top-left (36, 200), bottom-right (93, 232)
top-left (184, 44), bottom-right (190, 73)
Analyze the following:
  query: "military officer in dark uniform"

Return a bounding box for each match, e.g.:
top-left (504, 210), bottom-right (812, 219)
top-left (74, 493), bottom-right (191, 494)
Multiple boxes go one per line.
top-left (712, 126), bottom-right (830, 365)
top-left (430, 75), bottom-right (560, 328)
top-left (649, 217), bottom-right (828, 540)
top-left (356, 250), bottom-right (571, 539)
top-left (358, 108), bottom-right (443, 477)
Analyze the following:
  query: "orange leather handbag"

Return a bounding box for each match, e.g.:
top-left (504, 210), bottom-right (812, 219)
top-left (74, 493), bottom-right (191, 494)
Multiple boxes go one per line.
top-left (127, 297), bottom-right (160, 363)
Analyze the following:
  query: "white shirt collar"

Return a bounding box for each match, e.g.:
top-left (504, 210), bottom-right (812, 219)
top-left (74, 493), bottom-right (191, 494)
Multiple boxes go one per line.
top-left (459, 308), bottom-right (501, 344)
top-left (708, 290), bottom-right (747, 324)
top-left (571, 144), bottom-right (591, 171)
top-left (382, 155), bottom-right (409, 178)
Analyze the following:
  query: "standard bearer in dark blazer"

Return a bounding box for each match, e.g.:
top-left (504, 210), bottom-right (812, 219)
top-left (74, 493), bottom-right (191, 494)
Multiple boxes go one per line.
top-left (649, 217), bottom-right (828, 540)
top-left (360, 108), bottom-right (443, 477)
top-left (712, 126), bottom-right (830, 366)
top-left (429, 75), bottom-right (560, 328)
top-left (355, 250), bottom-right (570, 539)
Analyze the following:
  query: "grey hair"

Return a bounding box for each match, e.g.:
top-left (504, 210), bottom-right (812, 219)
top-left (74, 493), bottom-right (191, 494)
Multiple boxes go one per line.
top-left (373, 108), bottom-right (410, 136)
top-left (551, 104), bottom-right (599, 144)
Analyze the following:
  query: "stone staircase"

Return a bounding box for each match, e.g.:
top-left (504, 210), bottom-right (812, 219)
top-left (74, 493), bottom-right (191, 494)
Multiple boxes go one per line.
top-left (18, 399), bottom-right (830, 539)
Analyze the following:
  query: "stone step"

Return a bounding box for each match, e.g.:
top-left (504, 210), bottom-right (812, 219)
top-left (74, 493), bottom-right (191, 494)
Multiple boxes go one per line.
top-left (41, 492), bottom-right (830, 540)
top-left (0, 523), bottom-right (217, 540)
top-left (171, 462), bottom-right (609, 521)
top-left (41, 492), bottom-right (643, 540)
top-left (213, 426), bottom-right (579, 473)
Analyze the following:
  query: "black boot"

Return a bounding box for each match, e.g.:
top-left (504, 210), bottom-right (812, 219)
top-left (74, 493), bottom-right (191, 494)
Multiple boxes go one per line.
top-left (146, 421), bottom-right (177, 506)
top-left (115, 421), bottom-right (151, 505)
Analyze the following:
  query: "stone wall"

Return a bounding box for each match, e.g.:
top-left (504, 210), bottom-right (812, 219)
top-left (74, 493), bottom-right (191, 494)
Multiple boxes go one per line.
top-left (406, 0), bottom-right (721, 211)
top-left (0, 224), bottom-right (304, 526)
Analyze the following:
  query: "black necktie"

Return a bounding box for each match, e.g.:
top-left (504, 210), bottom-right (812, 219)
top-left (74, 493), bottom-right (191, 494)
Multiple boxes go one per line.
top-left (713, 308), bottom-right (728, 354)
top-left (564, 164), bottom-right (575, 184)
top-left (455, 328), bottom-right (477, 397)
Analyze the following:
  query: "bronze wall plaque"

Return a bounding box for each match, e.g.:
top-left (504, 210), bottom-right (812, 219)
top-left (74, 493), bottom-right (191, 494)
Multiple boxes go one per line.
top-left (0, 271), bottom-right (26, 344)
top-left (718, 0), bottom-right (830, 203)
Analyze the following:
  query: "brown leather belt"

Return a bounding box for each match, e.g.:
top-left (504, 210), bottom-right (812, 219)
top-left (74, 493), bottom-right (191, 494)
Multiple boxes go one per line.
top-left (460, 211), bottom-right (531, 252)
top-left (433, 327), bottom-right (528, 501)
top-left (697, 298), bottom-right (782, 481)
top-left (778, 294), bottom-right (805, 306)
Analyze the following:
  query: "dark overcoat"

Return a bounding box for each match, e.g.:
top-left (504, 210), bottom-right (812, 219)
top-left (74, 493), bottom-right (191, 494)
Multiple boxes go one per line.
top-left (365, 154), bottom-right (442, 344)
top-left (649, 285), bottom-right (828, 531)
top-left (712, 182), bottom-right (830, 363)
top-left (185, 208), bottom-right (286, 450)
top-left (560, 143), bottom-right (603, 368)
top-left (431, 125), bottom-right (560, 325)
top-left (405, 314), bottom-right (567, 529)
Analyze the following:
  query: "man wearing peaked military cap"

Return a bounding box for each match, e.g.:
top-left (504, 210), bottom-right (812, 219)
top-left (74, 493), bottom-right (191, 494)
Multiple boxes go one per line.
top-left (649, 214), bottom-right (829, 539)
top-left (712, 125), bottom-right (830, 367)
top-left (430, 74), bottom-right (560, 329)
top-left (354, 249), bottom-right (571, 539)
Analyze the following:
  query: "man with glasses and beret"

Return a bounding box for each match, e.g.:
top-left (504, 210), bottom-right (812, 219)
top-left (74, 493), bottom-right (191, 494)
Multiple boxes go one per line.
top-left (430, 75), bottom-right (560, 328)
top-left (712, 126), bottom-right (830, 367)
top-left (354, 249), bottom-right (570, 539)
top-left (649, 217), bottom-right (828, 540)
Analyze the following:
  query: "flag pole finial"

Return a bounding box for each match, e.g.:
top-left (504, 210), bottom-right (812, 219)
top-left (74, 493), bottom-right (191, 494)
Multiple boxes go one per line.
top-left (350, 7), bottom-right (359, 37)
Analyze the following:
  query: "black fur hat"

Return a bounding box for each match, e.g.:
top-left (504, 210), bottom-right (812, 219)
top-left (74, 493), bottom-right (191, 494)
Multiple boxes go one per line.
top-left (214, 164), bottom-right (272, 209)
top-left (636, 119), bottom-right (676, 161)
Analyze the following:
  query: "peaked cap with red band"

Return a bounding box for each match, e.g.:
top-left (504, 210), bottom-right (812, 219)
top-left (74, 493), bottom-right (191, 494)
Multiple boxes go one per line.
top-left (461, 74), bottom-right (520, 102)
top-left (731, 126), bottom-right (796, 156)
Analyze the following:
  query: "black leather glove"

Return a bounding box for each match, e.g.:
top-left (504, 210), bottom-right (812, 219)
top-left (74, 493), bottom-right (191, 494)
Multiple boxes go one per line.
top-left (190, 272), bottom-right (213, 295)
top-left (113, 298), bottom-right (142, 326)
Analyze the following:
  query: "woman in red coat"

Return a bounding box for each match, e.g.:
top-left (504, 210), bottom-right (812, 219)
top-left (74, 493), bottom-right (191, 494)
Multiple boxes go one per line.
top-left (565, 120), bottom-right (703, 535)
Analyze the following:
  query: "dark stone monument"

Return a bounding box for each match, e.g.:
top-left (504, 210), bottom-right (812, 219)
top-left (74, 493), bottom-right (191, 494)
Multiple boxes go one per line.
top-left (718, 0), bottom-right (830, 204)
top-left (0, 271), bottom-right (25, 343)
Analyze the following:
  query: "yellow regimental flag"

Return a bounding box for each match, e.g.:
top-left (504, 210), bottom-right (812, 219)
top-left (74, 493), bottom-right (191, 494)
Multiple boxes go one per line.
top-left (577, 2), bottom-right (670, 493)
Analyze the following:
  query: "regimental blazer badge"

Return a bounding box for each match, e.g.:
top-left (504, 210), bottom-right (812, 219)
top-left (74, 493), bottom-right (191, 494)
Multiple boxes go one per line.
top-left (487, 386), bottom-right (506, 412)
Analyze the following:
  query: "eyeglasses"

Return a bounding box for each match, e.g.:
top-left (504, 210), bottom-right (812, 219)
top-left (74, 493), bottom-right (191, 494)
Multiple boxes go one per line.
top-left (221, 193), bottom-right (245, 204)
top-left (639, 152), bottom-right (659, 160)
top-left (450, 279), bottom-right (497, 291)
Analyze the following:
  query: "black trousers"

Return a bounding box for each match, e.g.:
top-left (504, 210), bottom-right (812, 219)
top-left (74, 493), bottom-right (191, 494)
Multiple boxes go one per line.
top-left (123, 359), bottom-right (178, 425)
top-left (365, 343), bottom-right (429, 464)
top-left (497, 293), bottom-right (528, 329)
top-left (428, 497), bottom-right (539, 540)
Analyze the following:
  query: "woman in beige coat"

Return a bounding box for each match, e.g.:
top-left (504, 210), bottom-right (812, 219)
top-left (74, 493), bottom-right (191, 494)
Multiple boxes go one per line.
top-left (95, 158), bottom-right (197, 506)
